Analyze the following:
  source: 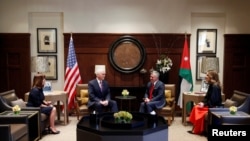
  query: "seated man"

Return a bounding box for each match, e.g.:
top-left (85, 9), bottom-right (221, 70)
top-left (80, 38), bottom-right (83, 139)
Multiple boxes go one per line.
top-left (87, 65), bottom-right (118, 114)
top-left (139, 70), bottom-right (166, 114)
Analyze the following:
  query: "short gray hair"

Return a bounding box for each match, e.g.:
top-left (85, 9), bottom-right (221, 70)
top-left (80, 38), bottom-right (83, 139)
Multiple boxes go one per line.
top-left (151, 70), bottom-right (160, 78)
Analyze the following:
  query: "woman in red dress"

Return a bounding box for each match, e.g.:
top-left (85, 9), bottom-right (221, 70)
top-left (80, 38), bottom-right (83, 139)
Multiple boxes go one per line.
top-left (188, 70), bottom-right (222, 135)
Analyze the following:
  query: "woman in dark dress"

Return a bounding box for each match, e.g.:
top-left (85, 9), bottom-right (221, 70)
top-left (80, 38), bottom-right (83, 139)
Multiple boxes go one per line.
top-left (188, 70), bottom-right (222, 135)
top-left (26, 74), bottom-right (60, 134)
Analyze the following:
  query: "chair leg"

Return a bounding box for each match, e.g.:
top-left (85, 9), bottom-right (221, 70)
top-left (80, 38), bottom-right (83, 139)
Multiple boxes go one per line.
top-left (74, 102), bottom-right (80, 120)
top-left (168, 117), bottom-right (171, 125)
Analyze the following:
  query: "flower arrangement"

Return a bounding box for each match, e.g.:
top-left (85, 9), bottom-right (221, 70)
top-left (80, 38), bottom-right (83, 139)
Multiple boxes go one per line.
top-left (121, 89), bottom-right (129, 96)
top-left (229, 106), bottom-right (237, 115)
top-left (12, 105), bottom-right (21, 114)
top-left (156, 54), bottom-right (173, 74)
top-left (113, 111), bottom-right (133, 123)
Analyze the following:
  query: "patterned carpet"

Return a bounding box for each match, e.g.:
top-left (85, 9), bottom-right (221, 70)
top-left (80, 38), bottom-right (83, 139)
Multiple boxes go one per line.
top-left (40, 116), bottom-right (207, 141)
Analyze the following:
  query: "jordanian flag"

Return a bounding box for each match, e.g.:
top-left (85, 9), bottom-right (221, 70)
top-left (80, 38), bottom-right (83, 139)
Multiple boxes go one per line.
top-left (177, 37), bottom-right (193, 109)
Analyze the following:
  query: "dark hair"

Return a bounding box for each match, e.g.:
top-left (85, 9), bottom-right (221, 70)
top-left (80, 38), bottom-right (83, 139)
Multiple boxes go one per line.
top-left (32, 74), bottom-right (45, 88)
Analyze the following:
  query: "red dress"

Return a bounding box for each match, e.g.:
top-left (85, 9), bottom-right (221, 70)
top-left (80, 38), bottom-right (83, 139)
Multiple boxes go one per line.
top-left (189, 105), bottom-right (208, 134)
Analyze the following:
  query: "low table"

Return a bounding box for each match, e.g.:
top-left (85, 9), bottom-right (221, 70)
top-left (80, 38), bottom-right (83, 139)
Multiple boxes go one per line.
top-left (0, 110), bottom-right (40, 141)
top-left (77, 112), bottom-right (168, 141)
top-left (210, 111), bottom-right (250, 125)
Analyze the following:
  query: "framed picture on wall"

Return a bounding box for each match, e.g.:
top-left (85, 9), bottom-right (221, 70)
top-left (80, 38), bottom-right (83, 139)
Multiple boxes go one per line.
top-left (196, 55), bottom-right (216, 80)
top-left (37, 28), bottom-right (57, 53)
top-left (38, 55), bottom-right (58, 80)
top-left (196, 29), bottom-right (217, 54)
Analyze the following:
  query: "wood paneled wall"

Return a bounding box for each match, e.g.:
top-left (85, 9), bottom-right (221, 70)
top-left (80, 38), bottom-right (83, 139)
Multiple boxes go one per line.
top-left (63, 33), bottom-right (190, 89)
top-left (223, 34), bottom-right (250, 98)
top-left (0, 33), bottom-right (31, 99)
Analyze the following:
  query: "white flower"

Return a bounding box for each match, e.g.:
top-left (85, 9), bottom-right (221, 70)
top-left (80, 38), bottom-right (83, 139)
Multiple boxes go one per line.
top-left (156, 54), bottom-right (173, 73)
top-left (12, 105), bottom-right (21, 112)
top-left (121, 89), bottom-right (129, 96)
top-left (229, 106), bottom-right (237, 113)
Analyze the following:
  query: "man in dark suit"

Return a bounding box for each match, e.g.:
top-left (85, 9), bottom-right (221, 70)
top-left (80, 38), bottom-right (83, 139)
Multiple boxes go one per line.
top-left (87, 65), bottom-right (118, 114)
top-left (139, 70), bottom-right (166, 114)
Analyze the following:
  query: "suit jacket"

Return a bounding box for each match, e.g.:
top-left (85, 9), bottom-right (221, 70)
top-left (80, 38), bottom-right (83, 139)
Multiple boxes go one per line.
top-left (144, 80), bottom-right (166, 109)
top-left (202, 84), bottom-right (222, 108)
top-left (87, 79), bottom-right (111, 108)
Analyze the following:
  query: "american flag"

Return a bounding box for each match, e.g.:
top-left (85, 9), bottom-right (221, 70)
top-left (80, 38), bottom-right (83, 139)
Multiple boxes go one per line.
top-left (64, 35), bottom-right (82, 110)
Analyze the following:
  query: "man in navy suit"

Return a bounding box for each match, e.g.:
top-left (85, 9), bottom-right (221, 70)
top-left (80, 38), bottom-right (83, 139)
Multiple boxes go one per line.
top-left (139, 70), bottom-right (166, 114)
top-left (87, 65), bottom-right (118, 114)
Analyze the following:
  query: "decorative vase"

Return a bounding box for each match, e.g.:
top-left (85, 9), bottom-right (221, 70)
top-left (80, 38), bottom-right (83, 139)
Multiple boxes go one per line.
top-left (230, 111), bottom-right (236, 115)
top-left (159, 72), bottom-right (169, 84)
top-left (14, 111), bottom-right (20, 115)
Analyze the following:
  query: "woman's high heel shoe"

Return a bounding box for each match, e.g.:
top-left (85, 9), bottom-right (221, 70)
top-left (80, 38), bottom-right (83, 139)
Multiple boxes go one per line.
top-left (49, 127), bottom-right (60, 134)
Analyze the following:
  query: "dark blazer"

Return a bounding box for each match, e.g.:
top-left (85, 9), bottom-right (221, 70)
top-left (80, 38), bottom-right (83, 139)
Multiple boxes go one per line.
top-left (202, 84), bottom-right (222, 108)
top-left (87, 79), bottom-right (111, 108)
top-left (144, 80), bottom-right (166, 109)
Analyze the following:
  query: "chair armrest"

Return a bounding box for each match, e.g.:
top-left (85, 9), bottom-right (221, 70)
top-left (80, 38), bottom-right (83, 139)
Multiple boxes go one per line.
top-left (21, 107), bottom-right (40, 111)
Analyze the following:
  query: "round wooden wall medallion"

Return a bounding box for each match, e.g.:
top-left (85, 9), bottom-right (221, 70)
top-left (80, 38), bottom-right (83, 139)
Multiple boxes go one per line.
top-left (108, 36), bottom-right (146, 73)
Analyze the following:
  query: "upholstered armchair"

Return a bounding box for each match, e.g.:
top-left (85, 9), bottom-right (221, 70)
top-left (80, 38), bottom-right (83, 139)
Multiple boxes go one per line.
top-left (0, 89), bottom-right (49, 137)
top-left (75, 84), bottom-right (90, 120)
top-left (157, 84), bottom-right (176, 125)
top-left (209, 90), bottom-right (250, 114)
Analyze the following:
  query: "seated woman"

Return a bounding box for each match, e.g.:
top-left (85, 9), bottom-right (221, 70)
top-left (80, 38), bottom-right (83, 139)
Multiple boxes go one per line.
top-left (188, 70), bottom-right (222, 135)
top-left (26, 74), bottom-right (60, 134)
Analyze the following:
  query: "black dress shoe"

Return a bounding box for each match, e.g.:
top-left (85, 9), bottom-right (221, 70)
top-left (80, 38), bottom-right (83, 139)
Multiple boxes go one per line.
top-left (187, 130), bottom-right (194, 134)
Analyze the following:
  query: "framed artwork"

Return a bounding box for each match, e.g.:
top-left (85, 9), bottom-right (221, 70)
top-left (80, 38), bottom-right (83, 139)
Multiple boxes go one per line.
top-left (197, 29), bottom-right (217, 54)
top-left (37, 28), bottom-right (57, 53)
top-left (196, 55), bottom-right (216, 80)
top-left (38, 55), bottom-right (58, 80)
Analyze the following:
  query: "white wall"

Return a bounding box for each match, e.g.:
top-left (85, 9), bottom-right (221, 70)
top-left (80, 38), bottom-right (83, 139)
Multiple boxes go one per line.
top-left (1, 0), bottom-right (250, 91)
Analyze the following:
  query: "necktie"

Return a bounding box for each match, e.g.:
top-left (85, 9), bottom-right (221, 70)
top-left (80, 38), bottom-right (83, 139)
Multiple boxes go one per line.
top-left (149, 83), bottom-right (154, 99)
top-left (99, 81), bottom-right (102, 92)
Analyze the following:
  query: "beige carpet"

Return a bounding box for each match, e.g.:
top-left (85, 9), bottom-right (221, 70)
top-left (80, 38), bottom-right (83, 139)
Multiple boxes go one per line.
top-left (40, 116), bottom-right (207, 141)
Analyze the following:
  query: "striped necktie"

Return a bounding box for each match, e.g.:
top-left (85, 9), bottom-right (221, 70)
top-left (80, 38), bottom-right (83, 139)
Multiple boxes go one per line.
top-left (99, 81), bottom-right (102, 92)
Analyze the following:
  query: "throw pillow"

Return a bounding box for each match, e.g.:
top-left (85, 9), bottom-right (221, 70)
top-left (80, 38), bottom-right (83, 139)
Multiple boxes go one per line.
top-left (165, 90), bottom-right (171, 98)
top-left (10, 99), bottom-right (26, 107)
top-left (80, 90), bottom-right (88, 97)
top-left (80, 98), bottom-right (88, 105)
top-left (223, 99), bottom-right (237, 108)
top-left (231, 94), bottom-right (246, 106)
top-left (165, 90), bottom-right (173, 106)
top-left (80, 89), bottom-right (89, 104)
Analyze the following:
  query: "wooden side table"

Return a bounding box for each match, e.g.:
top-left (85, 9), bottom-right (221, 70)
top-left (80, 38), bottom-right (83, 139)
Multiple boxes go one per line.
top-left (182, 92), bottom-right (225, 126)
top-left (115, 96), bottom-right (136, 111)
top-left (25, 90), bottom-right (69, 125)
